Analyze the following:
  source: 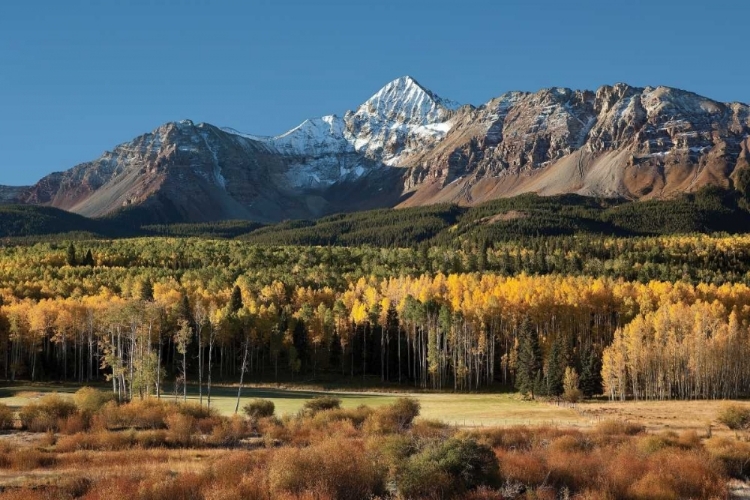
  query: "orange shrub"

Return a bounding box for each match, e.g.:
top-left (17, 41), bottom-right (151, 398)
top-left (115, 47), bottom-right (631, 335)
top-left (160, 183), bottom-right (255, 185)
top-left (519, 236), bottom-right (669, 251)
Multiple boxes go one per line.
top-left (645, 449), bottom-right (726, 499)
top-left (18, 394), bottom-right (77, 432)
top-left (0, 403), bottom-right (14, 430)
top-left (165, 413), bottom-right (196, 446)
top-left (594, 419), bottom-right (644, 437)
top-left (705, 436), bottom-right (750, 477)
top-left (268, 438), bottom-right (384, 499)
top-left (545, 449), bottom-right (604, 491)
top-left (496, 450), bottom-right (548, 485)
top-left (59, 413), bottom-right (89, 435)
top-left (10, 449), bottom-right (55, 470)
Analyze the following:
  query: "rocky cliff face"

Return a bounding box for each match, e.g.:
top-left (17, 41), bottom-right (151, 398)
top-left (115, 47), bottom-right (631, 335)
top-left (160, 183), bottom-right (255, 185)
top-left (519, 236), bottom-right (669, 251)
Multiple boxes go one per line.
top-left (398, 83), bottom-right (750, 206)
top-left (5, 77), bottom-right (750, 223)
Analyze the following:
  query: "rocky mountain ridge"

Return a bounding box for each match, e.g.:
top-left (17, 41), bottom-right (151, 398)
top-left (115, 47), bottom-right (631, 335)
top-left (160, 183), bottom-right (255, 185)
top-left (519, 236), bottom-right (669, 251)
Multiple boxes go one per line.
top-left (3, 77), bottom-right (749, 223)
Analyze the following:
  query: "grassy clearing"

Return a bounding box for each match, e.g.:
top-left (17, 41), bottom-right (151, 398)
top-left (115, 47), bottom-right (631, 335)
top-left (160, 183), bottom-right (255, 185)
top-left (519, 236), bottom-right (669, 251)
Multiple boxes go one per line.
top-left (0, 383), bottom-right (585, 427)
top-left (3, 383), bottom-right (749, 434)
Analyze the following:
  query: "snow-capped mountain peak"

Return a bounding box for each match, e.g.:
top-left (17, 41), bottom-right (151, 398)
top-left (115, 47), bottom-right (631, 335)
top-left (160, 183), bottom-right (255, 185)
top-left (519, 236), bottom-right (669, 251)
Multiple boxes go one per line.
top-left (357, 75), bottom-right (461, 125)
top-left (219, 76), bottom-right (461, 188)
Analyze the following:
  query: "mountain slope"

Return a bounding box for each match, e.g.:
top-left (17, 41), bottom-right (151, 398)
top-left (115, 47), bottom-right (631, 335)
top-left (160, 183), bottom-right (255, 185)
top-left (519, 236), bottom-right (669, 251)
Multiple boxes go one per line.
top-left (3, 78), bottom-right (750, 224)
top-left (400, 84), bottom-right (750, 206)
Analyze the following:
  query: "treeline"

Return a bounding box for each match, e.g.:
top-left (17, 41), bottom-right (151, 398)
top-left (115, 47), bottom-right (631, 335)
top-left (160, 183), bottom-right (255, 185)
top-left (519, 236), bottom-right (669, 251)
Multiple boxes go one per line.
top-left (3, 234), bottom-right (750, 305)
top-left (603, 301), bottom-right (750, 400)
top-left (4, 263), bottom-right (750, 399)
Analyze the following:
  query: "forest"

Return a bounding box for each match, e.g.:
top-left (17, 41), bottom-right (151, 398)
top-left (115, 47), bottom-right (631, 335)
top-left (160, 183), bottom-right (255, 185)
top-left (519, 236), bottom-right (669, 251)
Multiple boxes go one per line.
top-left (2, 186), bottom-right (750, 245)
top-left (2, 230), bottom-right (750, 402)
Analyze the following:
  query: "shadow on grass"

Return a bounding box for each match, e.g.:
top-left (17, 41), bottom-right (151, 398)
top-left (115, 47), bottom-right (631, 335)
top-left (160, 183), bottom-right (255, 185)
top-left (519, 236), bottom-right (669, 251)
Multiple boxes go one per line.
top-left (179, 385), bottom-right (387, 401)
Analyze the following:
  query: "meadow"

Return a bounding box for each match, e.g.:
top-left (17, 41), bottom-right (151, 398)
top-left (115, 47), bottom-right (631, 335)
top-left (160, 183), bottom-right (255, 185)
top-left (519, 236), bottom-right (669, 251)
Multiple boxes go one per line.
top-left (4, 382), bottom-right (750, 436)
top-left (0, 386), bottom-right (748, 499)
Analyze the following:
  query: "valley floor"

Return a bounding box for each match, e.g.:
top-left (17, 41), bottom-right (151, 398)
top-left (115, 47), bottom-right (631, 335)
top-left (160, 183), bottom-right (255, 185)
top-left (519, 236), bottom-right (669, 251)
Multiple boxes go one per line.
top-left (2, 382), bottom-right (748, 435)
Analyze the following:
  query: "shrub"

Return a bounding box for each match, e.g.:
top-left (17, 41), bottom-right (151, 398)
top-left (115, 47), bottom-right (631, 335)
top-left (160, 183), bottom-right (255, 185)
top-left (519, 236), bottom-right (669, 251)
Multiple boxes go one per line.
top-left (175, 402), bottom-right (217, 420)
top-left (364, 397), bottom-right (421, 434)
top-left (411, 418), bottom-right (451, 440)
top-left (548, 434), bottom-right (587, 454)
top-left (209, 415), bottom-right (251, 446)
top-left (55, 430), bottom-right (137, 452)
top-left (11, 449), bottom-right (56, 470)
top-left (196, 416), bottom-right (223, 435)
top-left (496, 450), bottom-right (548, 485)
top-left (301, 396), bottom-right (342, 415)
top-left (135, 429), bottom-right (169, 448)
top-left (594, 419), bottom-right (644, 437)
top-left (243, 399), bottom-right (275, 419)
top-left (19, 394), bottom-right (78, 432)
top-left (73, 387), bottom-right (115, 413)
top-left (398, 438), bottom-right (500, 498)
top-left (545, 449), bottom-right (603, 491)
top-left (705, 437), bottom-right (750, 478)
top-left (0, 403), bottom-right (14, 430)
top-left (637, 435), bottom-right (669, 455)
top-left (268, 438), bottom-right (384, 499)
top-left (717, 403), bottom-right (750, 430)
top-left (59, 413), bottom-right (89, 435)
top-left (166, 413), bottom-right (196, 446)
top-left (97, 398), bottom-right (171, 430)
top-left (311, 405), bottom-right (373, 429)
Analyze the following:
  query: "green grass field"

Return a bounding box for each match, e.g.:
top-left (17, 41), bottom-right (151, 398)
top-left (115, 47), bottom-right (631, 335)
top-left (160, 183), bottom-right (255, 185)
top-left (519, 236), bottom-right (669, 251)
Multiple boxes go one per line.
top-left (0, 382), bottom-right (585, 427)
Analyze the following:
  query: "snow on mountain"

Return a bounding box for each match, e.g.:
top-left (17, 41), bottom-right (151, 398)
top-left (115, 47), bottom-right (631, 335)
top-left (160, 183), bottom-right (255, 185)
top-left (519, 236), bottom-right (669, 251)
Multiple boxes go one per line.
top-left (16, 76), bottom-right (750, 225)
top-left (223, 76), bottom-right (461, 187)
top-left (354, 76), bottom-right (460, 126)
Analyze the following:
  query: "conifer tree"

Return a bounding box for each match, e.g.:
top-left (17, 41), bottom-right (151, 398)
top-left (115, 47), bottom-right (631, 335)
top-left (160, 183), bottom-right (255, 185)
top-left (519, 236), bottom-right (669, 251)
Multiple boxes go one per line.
top-left (139, 279), bottom-right (154, 302)
top-left (83, 249), bottom-right (95, 267)
top-left (66, 243), bottom-right (77, 267)
top-left (230, 285), bottom-right (243, 314)
top-left (580, 346), bottom-right (603, 397)
top-left (515, 317), bottom-right (543, 398)
top-left (477, 238), bottom-right (488, 272)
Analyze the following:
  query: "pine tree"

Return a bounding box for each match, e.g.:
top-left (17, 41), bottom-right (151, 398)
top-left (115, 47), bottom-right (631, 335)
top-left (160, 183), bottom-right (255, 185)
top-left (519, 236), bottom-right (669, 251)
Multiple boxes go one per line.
top-left (515, 317), bottom-right (543, 398)
top-left (579, 346), bottom-right (603, 398)
top-left (140, 279), bottom-right (154, 302)
top-left (477, 238), bottom-right (488, 272)
top-left (230, 286), bottom-right (243, 314)
top-left (83, 249), bottom-right (95, 267)
top-left (66, 243), bottom-right (77, 267)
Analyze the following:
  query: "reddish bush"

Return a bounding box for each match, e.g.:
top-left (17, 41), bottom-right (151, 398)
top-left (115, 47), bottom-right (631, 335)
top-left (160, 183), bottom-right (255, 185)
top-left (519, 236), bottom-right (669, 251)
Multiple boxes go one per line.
top-left (268, 439), bottom-right (384, 499)
top-left (496, 450), bottom-right (548, 485)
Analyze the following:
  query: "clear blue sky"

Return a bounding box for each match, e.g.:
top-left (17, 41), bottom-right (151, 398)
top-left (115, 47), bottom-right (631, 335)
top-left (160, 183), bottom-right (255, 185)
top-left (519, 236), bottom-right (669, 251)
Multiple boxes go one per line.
top-left (1, 0), bottom-right (747, 186)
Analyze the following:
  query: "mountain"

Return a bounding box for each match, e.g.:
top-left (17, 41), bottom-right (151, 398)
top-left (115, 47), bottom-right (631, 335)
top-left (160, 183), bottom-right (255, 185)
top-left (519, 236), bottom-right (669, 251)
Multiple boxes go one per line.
top-left (3, 77), bottom-right (749, 223)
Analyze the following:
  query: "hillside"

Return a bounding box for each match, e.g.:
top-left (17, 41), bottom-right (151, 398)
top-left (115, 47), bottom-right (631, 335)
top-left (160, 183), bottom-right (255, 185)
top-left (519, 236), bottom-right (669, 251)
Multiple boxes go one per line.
top-left (2, 187), bottom-right (749, 245)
